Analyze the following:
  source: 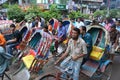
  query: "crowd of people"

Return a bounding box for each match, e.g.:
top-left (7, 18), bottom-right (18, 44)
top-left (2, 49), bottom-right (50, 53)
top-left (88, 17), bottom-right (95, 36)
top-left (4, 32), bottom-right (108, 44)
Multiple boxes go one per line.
top-left (0, 15), bottom-right (120, 80)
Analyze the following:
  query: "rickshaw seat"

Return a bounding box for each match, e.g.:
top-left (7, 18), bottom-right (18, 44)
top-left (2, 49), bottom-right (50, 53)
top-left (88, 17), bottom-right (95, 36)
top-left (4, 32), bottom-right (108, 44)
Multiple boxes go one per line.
top-left (90, 46), bottom-right (104, 61)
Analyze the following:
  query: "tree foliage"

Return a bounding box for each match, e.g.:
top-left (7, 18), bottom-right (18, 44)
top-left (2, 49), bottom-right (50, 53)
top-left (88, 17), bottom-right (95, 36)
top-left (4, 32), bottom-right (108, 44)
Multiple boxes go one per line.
top-left (93, 9), bottom-right (120, 18)
top-left (93, 10), bottom-right (103, 17)
top-left (109, 9), bottom-right (120, 18)
top-left (7, 4), bottom-right (25, 22)
top-left (7, 4), bottom-right (98, 22)
top-left (42, 4), bottom-right (62, 21)
top-left (68, 11), bottom-right (89, 19)
top-left (26, 5), bottom-right (42, 16)
top-left (2, 3), bottom-right (9, 8)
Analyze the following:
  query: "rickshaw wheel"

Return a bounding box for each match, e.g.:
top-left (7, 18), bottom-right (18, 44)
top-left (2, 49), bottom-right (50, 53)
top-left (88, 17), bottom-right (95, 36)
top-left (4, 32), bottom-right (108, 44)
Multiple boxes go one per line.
top-left (90, 63), bottom-right (112, 80)
top-left (101, 64), bottom-right (112, 80)
top-left (39, 74), bottom-right (56, 80)
top-left (90, 71), bottom-right (102, 80)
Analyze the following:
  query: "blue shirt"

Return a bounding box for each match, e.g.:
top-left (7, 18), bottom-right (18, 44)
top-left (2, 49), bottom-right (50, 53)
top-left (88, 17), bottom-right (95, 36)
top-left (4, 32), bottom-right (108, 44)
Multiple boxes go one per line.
top-left (72, 22), bottom-right (77, 27)
top-left (57, 26), bottom-right (66, 39)
top-left (116, 26), bottom-right (120, 32)
top-left (80, 33), bottom-right (92, 54)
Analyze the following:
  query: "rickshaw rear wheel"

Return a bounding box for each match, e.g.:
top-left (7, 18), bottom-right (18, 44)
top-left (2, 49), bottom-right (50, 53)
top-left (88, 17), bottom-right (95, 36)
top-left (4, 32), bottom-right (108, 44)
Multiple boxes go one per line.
top-left (39, 74), bottom-right (56, 80)
top-left (90, 71), bottom-right (102, 80)
top-left (101, 63), bottom-right (112, 80)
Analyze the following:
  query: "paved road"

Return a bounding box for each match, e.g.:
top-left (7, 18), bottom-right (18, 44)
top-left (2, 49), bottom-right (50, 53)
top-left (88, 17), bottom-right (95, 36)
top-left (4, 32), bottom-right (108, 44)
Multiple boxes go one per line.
top-left (35, 56), bottom-right (120, 80)
top-left (3, 55), bottom-right (120, 80)
top-left (110, 56), bottom-right (120, 80)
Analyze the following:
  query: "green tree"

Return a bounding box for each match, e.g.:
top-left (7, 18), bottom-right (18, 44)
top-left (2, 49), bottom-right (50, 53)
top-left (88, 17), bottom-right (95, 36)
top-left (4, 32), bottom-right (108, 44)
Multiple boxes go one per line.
top-left (2, 3), bottom-right (9, 8)
top-left (109, 9), bottom-right (120, 18)
top-left (93, 10), bottom-right (107, 18)
top-left (93, 10), bottom-right (103, 17)
top-left (25, 5), bottom-right (42, 21)
top-left (25, 13), bottom-right (36, 21)
top-left (116, 11), bottom-right (120, 18)
top-left (7, 4), bottom-right (25, 22)
top-left (42, 4), bottom-right (62, 21)
top-left (82, 14), bottom-right (89, 19)
top-left (68, 11), bottom-right (89, 19)
top-left (68, 11), bottom-right (78, 19)
top-left (26, 5), bottom-right (42, 16)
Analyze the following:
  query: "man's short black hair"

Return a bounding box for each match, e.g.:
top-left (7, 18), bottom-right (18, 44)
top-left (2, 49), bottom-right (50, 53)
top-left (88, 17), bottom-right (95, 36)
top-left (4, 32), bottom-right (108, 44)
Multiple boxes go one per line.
top-left (73, 27), bottom-right (80, 34)
top-left (10, 24), bottom-right (16, 28)
top-left (81, 26), bottom-right (87, 32)
top-left (43, 25), bottom-right (48, 30)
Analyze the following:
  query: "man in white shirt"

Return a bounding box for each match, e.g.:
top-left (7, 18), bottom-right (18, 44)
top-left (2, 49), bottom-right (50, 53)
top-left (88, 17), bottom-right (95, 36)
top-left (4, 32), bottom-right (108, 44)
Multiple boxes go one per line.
top-left (25, 20), bottom-right (32, 30)
top-left (55, 28), bottom-right (87, 80)
top-left (76, 17), bottom-right (85, 29)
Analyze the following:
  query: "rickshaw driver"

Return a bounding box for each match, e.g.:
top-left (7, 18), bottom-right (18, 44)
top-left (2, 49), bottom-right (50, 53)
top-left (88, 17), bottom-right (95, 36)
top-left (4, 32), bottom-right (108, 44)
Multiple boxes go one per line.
top-left (55, 28), bottom-right (87, 80)
top-left (6, 24), bottom-right (22, 55)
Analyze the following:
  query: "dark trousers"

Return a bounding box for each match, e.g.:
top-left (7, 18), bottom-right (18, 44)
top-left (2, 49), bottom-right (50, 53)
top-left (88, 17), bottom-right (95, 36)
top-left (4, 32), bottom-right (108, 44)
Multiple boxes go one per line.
top-left (6, 42), bottom-right (19, 55)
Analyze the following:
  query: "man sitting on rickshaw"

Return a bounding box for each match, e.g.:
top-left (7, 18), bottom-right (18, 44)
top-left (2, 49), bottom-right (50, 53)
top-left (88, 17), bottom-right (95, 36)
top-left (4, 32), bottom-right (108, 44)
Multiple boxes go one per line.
top-left (109, 24), bottom-right (120, 61)
top-left (80, 26), bottom-right (93, 64)
top-left (55, 28), bottom-right (87, 80)
top-left (53, 20), bottom-right (67, 52)
top-left (57, 20), bottom-right (67, 43)
top-left (6, 24), bottom-right (22, 55)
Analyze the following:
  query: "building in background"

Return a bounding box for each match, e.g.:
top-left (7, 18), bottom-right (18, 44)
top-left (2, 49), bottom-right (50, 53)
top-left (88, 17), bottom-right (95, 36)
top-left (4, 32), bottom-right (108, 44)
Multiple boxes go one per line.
top-left (103, 0), bottom-right (120, 9)
top-left (0, 0), bottom-right (8, 4)
top-left (1, 0), bottom-right (106, 14)
top-left (36, 0), bottom-right (69, 10)
top-left (17, 0), bottom-right (69, 10)
top-left (74, 0), bottom-right (103, 14)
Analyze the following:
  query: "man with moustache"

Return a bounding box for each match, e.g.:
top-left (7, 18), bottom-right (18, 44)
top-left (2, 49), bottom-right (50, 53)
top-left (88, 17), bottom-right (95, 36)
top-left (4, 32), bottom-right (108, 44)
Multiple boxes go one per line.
top-left (55, 27), bottom-right (87, 80)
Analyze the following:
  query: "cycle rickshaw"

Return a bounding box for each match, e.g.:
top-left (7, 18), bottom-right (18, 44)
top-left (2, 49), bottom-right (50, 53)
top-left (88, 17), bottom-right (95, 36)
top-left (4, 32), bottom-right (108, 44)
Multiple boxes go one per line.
top-left (38, 25), bottom-right (112, 80)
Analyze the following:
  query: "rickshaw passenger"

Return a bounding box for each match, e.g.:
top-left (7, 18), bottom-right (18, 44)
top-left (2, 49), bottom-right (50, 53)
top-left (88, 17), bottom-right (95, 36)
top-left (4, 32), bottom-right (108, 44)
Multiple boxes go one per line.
top-left (71, 18), bottom-right (77, 27)
top-left (48, 23), bottom-right (53, 33)
top-left (104, 18), bottom-right (112, 32)
top-left (32, 21), bottom-right (41, 30)
top-left (42, 25), bottom-right (51, 34)
top-left (76, 17), bottom-right (85, 29)
top-left (6, 24), bottom-right (22, 55)
top-left (55, 28), bottom-right (87, 80)
top-left (109, 24), bottom-right (119, 61)
top-left (57, 20), bottom-right (66, 43)
top-left (80, 26), bottom-right (93, 64)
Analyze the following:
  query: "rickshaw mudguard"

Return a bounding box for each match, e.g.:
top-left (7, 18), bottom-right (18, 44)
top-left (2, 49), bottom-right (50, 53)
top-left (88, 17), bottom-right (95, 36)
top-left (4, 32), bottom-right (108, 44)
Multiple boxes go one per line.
top-left (99, 60), bottom-right (112, 72)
